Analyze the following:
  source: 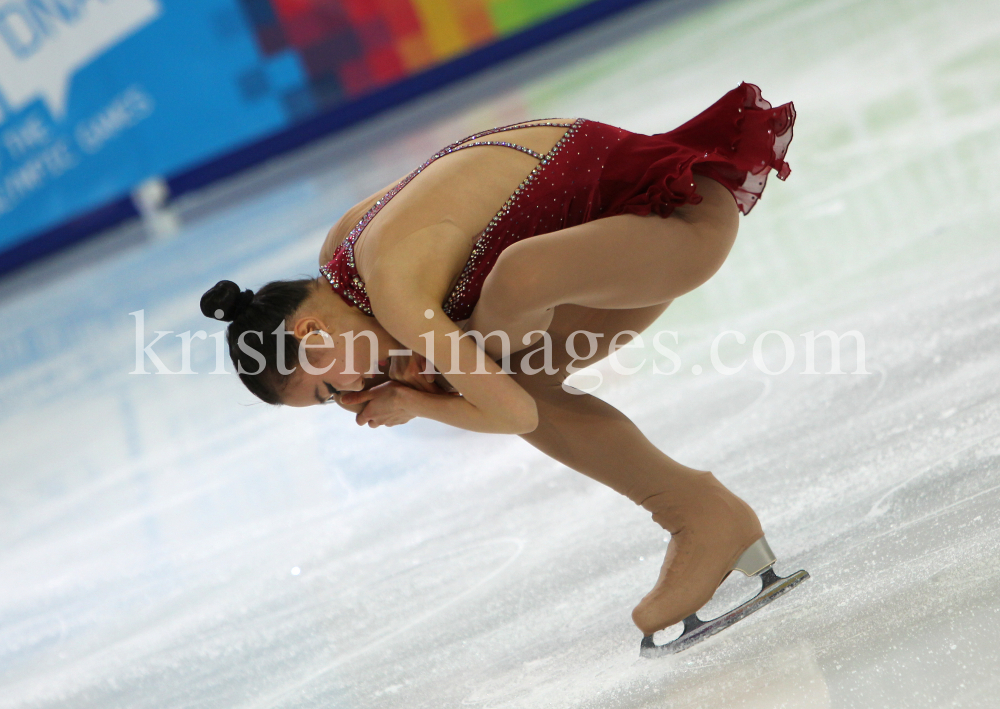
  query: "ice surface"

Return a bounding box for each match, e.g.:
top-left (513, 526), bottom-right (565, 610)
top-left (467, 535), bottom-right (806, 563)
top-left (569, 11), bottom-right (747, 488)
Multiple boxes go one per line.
top-left (2, 0), bottom-right (1000, 706)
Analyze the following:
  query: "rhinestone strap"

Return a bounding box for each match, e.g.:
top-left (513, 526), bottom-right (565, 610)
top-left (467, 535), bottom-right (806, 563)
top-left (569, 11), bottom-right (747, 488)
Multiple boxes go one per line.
top-left (454, 120), bottom-right (576, 146)
top-left (444, 140), bottom-right (544, 160)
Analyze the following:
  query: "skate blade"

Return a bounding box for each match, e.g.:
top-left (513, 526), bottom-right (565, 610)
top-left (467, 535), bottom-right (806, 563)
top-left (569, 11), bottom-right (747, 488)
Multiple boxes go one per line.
top-left (639, 566), bottom-right (810, 658)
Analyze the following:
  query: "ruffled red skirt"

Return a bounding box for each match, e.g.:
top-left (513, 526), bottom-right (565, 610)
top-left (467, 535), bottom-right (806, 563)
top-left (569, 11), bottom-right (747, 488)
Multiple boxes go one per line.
top-left (598, 81), bottom-right (795, 218)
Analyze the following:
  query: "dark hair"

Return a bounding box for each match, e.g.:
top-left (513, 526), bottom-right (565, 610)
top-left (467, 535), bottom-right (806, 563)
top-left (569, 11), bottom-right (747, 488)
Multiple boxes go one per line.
top-left (200, 278), bottom-right (315, 404)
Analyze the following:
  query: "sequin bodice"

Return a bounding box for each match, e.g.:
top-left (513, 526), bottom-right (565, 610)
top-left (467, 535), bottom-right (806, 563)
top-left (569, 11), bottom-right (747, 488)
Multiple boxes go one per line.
top-left (320, 84), bottom-right (796, 322)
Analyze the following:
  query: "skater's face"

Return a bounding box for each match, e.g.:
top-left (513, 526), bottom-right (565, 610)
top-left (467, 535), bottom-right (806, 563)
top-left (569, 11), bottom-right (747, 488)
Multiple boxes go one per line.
top-left (276, 284), bottom-right (401, 407)
top-left (280, 326), bottom-right (379, 407)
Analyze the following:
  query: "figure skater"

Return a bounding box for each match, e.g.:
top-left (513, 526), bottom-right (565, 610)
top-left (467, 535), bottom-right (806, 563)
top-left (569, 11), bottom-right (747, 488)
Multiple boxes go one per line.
top-left (200, 83), bottom-right (809, 655)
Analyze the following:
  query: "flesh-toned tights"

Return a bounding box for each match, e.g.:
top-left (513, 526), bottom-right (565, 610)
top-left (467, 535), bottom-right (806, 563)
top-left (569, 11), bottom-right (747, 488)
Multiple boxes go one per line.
top-left (464, 175), bottom-right (764, 635)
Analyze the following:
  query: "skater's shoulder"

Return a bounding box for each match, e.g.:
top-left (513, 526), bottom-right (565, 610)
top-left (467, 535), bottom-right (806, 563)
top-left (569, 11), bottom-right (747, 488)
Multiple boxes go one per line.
top-left (319, 182), bottom-right (397, 266)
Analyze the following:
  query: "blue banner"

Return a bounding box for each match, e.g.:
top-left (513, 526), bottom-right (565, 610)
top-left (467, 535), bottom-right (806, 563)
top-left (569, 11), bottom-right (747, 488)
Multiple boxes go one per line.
top-left (0, 0), bottom-right (308, 252)
top-left (0, 0), bottom-right (657, 268)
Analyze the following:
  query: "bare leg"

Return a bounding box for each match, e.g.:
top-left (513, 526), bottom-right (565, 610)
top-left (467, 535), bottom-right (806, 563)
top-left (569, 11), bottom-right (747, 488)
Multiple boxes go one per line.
top-left (466, 183), bottom-right (763, 634)
top-left (498, 305), bottom-right (762, 635)
top-left (467, 175), bottom-right (740, 360)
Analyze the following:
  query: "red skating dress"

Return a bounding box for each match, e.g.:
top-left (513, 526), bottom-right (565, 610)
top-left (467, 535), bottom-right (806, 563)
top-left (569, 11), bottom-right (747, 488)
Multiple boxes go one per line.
top-left (321, 82), bottom-right (795, 322)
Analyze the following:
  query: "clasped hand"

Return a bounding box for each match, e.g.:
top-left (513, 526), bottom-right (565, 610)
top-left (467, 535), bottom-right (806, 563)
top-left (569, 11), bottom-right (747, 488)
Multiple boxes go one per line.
top-left (339, 353), bottom-right (451, 428)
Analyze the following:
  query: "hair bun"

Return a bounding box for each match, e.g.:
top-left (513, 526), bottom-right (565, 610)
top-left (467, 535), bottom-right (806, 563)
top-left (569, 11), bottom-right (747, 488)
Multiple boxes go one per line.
top-left (200, 280), bottom-right (255, 322)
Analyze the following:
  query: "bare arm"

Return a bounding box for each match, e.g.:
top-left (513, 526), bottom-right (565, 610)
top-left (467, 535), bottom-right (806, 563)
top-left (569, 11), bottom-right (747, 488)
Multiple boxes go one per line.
top-left (372, 306), bottom-right (536, 433)
top-left (363, 225), bottom-right (538, 435)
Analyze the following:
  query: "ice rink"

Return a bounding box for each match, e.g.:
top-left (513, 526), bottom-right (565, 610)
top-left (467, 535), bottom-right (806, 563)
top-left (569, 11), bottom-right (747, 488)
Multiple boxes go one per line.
top-left (2, 0), bottom-right (999, 706)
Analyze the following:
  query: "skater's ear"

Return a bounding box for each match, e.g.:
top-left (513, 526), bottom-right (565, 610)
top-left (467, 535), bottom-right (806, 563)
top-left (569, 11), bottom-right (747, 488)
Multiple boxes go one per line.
top-left (290, 316), bottom-right (327, 342)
